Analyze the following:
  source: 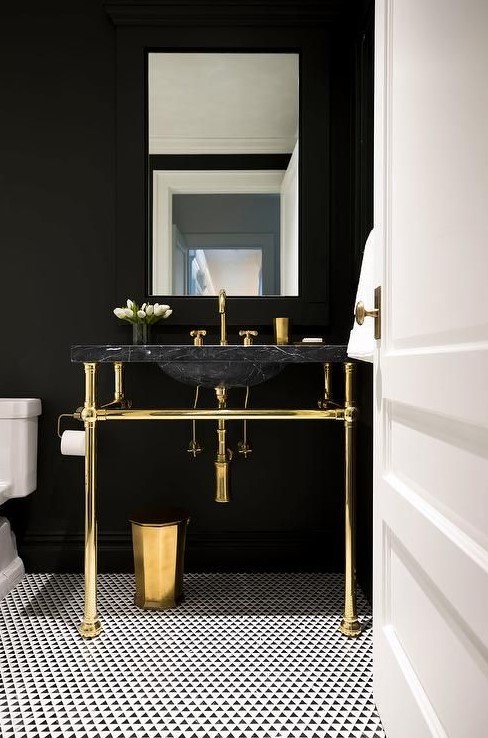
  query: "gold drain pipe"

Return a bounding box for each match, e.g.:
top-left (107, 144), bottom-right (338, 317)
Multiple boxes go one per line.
top-left (214, 387), bottom-right (232, 503)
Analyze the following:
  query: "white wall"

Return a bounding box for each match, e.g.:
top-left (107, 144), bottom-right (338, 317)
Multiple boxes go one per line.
top-left (280, 142), bottom-right (299, 295)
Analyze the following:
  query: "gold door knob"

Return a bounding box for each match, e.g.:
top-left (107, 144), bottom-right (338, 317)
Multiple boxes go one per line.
top-left (354, 286), bottom-right (382, 340)
top-left (354, 302), bottom-right (378, 325)
top-left (239, 330), bottom-right (258, 346)
top-left (190, 330), bottom-right (207, 346)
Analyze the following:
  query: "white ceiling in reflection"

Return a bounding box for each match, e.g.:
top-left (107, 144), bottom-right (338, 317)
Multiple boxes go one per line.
top-left (148, 53), bottom-right (299, 155)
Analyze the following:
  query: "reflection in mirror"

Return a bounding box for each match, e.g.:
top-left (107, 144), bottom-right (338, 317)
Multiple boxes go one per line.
top-left (173, 193), bottom-right (280, 296)
top-left (148, 53), bottom-right (299, 297)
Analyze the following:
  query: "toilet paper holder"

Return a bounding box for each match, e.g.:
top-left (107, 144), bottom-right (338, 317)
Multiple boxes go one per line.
top-left (57, 411), bottom-right (82, 439)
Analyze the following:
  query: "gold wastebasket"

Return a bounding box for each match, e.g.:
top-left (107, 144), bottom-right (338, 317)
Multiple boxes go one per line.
top-left (129, 507), bottom-right (190, 610)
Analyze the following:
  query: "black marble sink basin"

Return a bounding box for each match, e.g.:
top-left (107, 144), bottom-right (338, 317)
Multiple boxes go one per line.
top-left (71, 344), bottom-right (349, 388)
top-left (159, 356), bottom-right (284, 388)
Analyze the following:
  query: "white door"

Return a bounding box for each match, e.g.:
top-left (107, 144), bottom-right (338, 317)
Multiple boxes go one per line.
top-left (373, 2), bottom-right (488, 737)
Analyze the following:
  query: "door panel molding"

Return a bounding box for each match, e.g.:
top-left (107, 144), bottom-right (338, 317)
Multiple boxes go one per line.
top-left (381, 623), bottom-right (448, 738)
top-left (384, 471), bottom-right (488, 613)
top-left (382, 351), bottom-right (488, 428)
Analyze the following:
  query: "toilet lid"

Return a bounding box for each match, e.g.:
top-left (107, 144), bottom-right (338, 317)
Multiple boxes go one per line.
top-left (0, 398), bottom-right (42, 418)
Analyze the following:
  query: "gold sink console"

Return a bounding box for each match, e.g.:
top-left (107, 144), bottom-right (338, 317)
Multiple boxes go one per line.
top-left (70, 303), bottom-right (362, 640)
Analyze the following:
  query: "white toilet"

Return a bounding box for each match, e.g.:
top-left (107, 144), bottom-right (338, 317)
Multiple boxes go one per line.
top-left (0, 398), bottom-right (42, 600)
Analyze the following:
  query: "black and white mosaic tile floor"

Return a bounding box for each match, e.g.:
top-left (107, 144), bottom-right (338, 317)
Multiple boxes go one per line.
top-left (1, 573), bottom-right (385, 738)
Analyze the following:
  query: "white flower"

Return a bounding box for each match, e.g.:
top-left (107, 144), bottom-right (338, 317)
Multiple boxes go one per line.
top-left (114, 298), bottom-right (171, 324)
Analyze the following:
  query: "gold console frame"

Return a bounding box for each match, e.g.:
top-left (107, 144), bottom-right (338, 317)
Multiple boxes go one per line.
top-left (77, 360), bottom-right (360, 639)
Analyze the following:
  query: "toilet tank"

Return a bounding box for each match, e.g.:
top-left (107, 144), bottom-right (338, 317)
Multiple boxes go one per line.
top-left (0, 399), bottom-right (42, 502)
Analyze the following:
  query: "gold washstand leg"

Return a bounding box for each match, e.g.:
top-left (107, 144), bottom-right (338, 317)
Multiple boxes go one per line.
top-left (78, 362), bottom-right (101, 638)
top-left (340, 362), bottom-right (361, 637)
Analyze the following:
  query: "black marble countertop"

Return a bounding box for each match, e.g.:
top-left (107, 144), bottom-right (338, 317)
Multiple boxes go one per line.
top-left (71, 344), bottom-right (349, 364)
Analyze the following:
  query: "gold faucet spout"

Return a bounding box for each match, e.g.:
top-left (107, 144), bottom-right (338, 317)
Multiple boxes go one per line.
top-left (218, 289), bottom-right (227, 345)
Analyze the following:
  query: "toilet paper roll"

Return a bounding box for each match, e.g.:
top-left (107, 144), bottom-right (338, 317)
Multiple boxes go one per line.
top-left (60, 430), bottom-right (85, 456)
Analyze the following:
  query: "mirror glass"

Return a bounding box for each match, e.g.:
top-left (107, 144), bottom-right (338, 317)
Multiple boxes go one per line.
top-left (148, 52), bottom-right (299, 296)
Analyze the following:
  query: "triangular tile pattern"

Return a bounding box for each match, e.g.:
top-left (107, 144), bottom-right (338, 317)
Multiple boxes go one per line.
top-left (0, 573), bottom-right (385, 738)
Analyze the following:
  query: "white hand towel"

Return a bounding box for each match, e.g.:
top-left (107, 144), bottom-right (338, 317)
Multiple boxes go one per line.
top-left (347, 229), bottom-right (376, 362)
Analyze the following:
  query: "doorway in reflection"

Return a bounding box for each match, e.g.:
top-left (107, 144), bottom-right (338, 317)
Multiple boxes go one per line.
top-left (187, 249), bottom-right (263, 296)
top-left (172, 192), bottom-right (280, 296)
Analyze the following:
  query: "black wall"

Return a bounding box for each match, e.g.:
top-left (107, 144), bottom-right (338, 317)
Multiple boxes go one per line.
top-left (0, 1), bottom-right (374, 597)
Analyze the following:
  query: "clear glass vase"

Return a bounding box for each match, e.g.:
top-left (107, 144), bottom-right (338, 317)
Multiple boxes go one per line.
top-left (132, 322), bottom-right (150, 345)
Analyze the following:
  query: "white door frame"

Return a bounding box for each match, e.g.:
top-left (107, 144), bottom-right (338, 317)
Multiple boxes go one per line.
top-left (152, 170), bottom-right (284, 295)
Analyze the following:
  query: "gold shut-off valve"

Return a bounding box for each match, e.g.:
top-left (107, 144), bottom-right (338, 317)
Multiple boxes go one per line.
top-left (239, 330), bottom-right (258, 346)
top-left (354, 285), bottom-right (381, 340)
top-left (190, 330), bottom-right (207, 346)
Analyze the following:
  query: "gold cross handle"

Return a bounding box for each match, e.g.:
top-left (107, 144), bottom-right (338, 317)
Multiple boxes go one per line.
top-left (190, 330), bottom-right (207, 346)
top-left (239, 330), bottom-right (258, 346)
